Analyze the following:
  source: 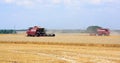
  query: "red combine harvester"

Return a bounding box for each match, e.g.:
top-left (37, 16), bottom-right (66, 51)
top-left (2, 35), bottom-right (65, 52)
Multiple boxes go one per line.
top-left (97, 28), bottom-right (110, 36)
top-left (26, 26), bottom-right (55, 37)
top-left (90, 28), bottom-right (110, 36)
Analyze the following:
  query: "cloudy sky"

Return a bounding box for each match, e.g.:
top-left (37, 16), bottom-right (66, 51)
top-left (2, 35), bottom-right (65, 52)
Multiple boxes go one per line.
top-left (0, 0), bottom-right (120, 29)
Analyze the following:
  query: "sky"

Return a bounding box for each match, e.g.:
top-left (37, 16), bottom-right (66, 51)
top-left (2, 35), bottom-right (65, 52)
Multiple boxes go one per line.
top-left (0, 0), bottom-right (120, 30)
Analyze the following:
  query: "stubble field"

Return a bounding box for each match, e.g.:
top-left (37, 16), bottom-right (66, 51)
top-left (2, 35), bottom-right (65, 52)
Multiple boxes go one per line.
top-left (0, 33), bottom-right (120, 63)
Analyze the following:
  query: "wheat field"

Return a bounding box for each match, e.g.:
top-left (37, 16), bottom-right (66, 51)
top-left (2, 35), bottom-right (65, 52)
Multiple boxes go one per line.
top-left (0, 33), bottom-right (120, 63)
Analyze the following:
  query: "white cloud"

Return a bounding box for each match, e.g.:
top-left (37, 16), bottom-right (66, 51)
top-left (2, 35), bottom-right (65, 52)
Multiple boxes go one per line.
top-left (52, 0), bottom-right (61, 4)
top-left (16, 0), bottom-right (34, 7)
top-left (63, 0), bottom-right (82, 6)
top-left (3, 0), bottom-right (34, 7)
top-left (2, 0), bottom-right (120, 8)
top-left (86, 0), bottom-right (118, 5)
top-left (4, 0), bottom-right (15, 3)
top-left (63, 0), bottom-right (72, 5)
top-left (90, 0), bottom-right (102, 5)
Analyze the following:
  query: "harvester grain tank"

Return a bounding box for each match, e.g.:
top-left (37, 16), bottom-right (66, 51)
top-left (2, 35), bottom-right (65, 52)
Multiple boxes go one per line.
top-left (26, 26), bottom-right (55, 37)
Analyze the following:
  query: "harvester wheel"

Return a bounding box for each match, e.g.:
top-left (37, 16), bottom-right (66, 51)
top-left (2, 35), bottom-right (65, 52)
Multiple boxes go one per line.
top-left (27, 34), bottom-right (30, 37)
top-left (52, 34), bottom-right (55, 36)
top-left (36, 33), bottom-right (39, 37)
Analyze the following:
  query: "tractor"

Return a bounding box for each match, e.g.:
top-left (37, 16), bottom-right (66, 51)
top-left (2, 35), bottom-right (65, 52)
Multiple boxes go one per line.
top-left (26, 26), bottom-right (55, 37)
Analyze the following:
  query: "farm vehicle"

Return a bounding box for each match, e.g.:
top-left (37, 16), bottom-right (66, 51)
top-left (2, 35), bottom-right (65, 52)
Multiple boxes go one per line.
top-left (26, 26), bottom-right (55, 37)
top-left (90, 28), bottom-right (110, 36)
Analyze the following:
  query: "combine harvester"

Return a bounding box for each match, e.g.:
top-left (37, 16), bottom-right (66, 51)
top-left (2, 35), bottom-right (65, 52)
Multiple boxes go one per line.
top-left (26, 26), bottom-right (55, 37)
top-left (97, 28), bottom-right (110, 36)
top-left (90, 28), bottom-right (110, 36)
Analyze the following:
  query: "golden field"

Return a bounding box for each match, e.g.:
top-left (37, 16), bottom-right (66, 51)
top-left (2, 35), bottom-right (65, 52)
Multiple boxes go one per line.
top-left (0, 33), bottom-right (120, 63)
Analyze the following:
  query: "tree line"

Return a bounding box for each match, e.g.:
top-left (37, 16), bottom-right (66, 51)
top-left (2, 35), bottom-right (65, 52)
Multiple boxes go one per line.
top-left (0, 26), bottom-right (103, 34)
top-left (0, 30), bottom-right (16, 34)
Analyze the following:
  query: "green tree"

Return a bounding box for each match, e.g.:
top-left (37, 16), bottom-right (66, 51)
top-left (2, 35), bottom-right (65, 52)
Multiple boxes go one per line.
top-left (87, 26), bottom-right (102, 33)
top-left (0, 30), bottom-right (16, 34)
